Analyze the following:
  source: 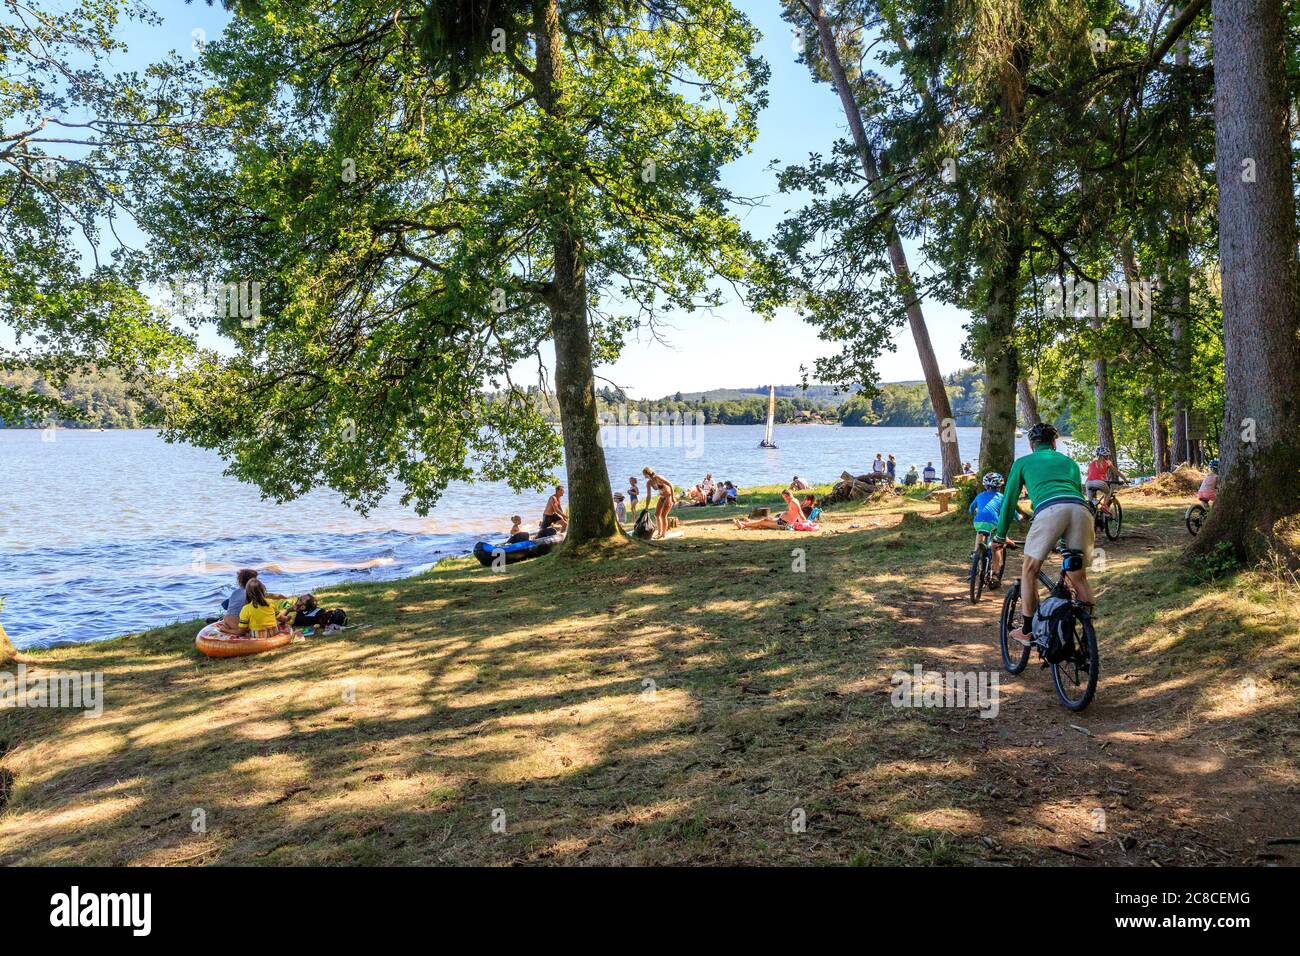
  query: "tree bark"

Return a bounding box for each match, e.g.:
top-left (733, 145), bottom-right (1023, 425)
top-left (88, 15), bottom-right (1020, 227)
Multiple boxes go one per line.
top-left (532, 0), bottom-right (622, 549)
top-left (1090, 317), bottom-right (1117, 458)
top-left (1192, 0), bottom-right (1300, 561)
top-left (1168, 29), bottom-right (1193, 466)
top-left (810, 1), bottom-right (962, 484)
top-left (1017, 378), bottom-right (1041, 427)
top-left (977, 43), bottom-right (1030, 479)
top-left (1148, 393), bottom-right (1170, 473)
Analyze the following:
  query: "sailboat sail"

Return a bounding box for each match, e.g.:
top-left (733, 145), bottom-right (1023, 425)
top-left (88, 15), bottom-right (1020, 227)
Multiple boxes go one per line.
top-left (760, 385), bottom-right (777, 447)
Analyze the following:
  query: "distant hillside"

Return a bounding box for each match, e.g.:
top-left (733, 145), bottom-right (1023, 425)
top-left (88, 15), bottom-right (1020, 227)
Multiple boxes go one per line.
top-left (667, 384), bottom-right (859, 406)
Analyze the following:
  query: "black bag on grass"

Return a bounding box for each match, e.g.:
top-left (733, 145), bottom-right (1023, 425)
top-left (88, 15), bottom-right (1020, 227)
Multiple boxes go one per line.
top-left (633, 505), bottom-right (657, 539)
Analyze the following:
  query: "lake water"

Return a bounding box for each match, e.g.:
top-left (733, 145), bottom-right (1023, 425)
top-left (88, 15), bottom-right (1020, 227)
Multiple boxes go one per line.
top-left (1, 425), bottom-right (1027, 648)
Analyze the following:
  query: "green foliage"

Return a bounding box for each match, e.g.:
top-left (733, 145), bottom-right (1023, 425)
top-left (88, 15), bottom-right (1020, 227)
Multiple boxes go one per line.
top-left (139, 0), bottom-right (771, 515)
top-left (0, 0), bottom-right (197, 425)
top-left (1183, 541), bottom-right (1242, 584)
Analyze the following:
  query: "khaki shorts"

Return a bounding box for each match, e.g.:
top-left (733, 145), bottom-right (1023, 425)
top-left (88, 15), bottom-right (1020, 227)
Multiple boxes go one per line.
top-left (1023, 502), bottom-right (1095, 566)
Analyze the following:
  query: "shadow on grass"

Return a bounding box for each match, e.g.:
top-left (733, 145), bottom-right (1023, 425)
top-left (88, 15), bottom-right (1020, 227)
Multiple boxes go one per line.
top-left (0, 493), bottom-right (1295, 865)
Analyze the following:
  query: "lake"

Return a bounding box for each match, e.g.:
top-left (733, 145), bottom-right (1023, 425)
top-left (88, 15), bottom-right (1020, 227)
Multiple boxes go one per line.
top-left (1, 424), bottom-right (1028, 648)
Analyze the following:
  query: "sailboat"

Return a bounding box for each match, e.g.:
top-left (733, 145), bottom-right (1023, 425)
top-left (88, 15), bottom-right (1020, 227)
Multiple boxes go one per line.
top-left (758, 385), bottom-right (778, 448)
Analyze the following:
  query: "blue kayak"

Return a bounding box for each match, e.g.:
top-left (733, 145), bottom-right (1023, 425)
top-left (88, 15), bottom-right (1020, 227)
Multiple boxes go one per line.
top-left (473, 532), bottom-right (564, 567)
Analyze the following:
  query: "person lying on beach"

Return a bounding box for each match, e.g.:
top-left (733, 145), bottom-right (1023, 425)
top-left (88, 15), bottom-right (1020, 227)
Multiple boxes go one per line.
top-left (541, 485), bottom-right (568, 532)
top-left (507, 515), bottom-right (531, 544)
top-left (642, 467), bottom-right (676, 539)
top-left (238, 578), bottom-right (289, 638)
top-left (733, 490), bottom-right (804, 531)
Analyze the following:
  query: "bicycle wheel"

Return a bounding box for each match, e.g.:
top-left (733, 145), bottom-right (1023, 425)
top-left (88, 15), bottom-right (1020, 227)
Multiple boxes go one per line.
top-left (1052, 614), bottom-right (1099, 711)
top-left (969, 544), bottom-right (986, 603)
top-left (1104, 498), bottom-right (1122, 541)
top-left (999, 583), bottom-right (1030, 674)
top-left (1185, 504), bottom-right (1206, 536)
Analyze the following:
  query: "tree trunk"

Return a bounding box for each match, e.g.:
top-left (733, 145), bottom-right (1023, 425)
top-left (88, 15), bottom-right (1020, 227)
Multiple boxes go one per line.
top-left (1090, 318), bottom-right (1117, 458)
top-left (1017, 378), bottom-right (1041, 427)
top-left (978, 43), bottom-right (1030, 479)
top-left (533, 0), bottom-right (622, 549)
top-left (1168, 33), bottom-right (1193, 466)
top-left (1193, 0), bottom-right (1300, 561)
top-left (1148, 393), bottom-right (1170, 473)
top-left (810, 1), bottom-right (962, 485)
top-left (979, 253), bottom-right (1023, 478)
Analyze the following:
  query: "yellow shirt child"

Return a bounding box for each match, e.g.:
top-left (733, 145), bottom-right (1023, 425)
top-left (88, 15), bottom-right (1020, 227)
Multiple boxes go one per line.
top-left (239, 600), bottom-right (280, 633)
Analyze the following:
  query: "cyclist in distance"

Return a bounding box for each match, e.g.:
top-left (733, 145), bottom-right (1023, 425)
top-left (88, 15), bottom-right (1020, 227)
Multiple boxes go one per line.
top-left (992, 422), bottom-right (1097, 643)
top-left (1084, 447), bottom-right (1123, 512)
top-left (970, 471), bottom-right (1010, 585)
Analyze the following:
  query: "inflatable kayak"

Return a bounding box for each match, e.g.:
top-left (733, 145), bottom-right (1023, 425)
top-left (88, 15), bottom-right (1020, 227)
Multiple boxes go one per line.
top-left (195, 622), bottom-right (293, 659)
top-left (473, 532), bottom-right (564, 567)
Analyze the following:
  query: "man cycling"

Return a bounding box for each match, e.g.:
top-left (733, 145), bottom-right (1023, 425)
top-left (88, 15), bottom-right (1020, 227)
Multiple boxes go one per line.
top-left (1084, 447), bottom-right (1122, 512)
top-left (992, 422), bottom-right (1097, 644)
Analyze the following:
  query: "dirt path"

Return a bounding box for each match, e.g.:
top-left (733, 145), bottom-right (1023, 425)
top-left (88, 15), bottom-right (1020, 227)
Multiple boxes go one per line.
top-left (885, 517), bottom-right (1298, 866)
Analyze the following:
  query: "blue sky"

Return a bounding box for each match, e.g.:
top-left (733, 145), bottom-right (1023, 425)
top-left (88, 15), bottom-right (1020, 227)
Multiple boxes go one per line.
top-left (48, 0), bottom-right (976, 398)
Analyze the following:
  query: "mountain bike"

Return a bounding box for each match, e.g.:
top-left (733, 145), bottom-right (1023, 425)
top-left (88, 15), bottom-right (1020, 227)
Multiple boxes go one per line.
top-left (1087, 479), bottom-right (1125, 541)
top-left (1186, 498), bottom-right (1212, 535)
top-left (969, 533), bottom-right (1016, 604)
top-left (998, 546), bottom-right (1100, 711)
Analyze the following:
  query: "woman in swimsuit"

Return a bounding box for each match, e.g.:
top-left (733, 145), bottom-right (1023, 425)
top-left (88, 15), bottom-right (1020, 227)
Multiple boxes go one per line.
top-left (642, 467), bottom-right (675, 539)
top-left (733, 490), bottom-right (804, 530)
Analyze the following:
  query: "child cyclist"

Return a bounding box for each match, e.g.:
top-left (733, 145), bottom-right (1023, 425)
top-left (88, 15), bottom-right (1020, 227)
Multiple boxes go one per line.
top-left (969, 472), bottom-right (1016, 586)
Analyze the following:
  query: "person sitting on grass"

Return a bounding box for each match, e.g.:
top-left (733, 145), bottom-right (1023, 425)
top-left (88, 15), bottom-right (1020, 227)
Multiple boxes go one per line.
top-left (238, 578), bottom-right (288, 639)
top-left (507, 515), bottom-right (531, 544)
top-left (733, 489), bottom-right (804, 531)
top-left (801, 493), bottom-right (820, 520)
top-left (791, 475), bottom-right (811, 491)
top-left (710, 482), bottom-right (728, 505)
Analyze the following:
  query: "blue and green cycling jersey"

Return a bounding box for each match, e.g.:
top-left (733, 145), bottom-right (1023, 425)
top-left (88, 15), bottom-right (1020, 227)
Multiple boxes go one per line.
top-left (970, 489), bottom-right (1003, 526)
top-left (994, 445), bottom-right (1088, 540)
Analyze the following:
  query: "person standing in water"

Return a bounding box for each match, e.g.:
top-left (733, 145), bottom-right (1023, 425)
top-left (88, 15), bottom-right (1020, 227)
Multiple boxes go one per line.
top-left (642, 467), bottom-right (676, 539)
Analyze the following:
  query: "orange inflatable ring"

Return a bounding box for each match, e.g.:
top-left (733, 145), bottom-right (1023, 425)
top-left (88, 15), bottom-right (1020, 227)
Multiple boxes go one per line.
top-left (195, 622), bottom-right (293, 658)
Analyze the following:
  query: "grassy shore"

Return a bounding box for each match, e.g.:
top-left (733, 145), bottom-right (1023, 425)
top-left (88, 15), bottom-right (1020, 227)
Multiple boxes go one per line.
top-left (1, 486), bottom-right (1297, 865)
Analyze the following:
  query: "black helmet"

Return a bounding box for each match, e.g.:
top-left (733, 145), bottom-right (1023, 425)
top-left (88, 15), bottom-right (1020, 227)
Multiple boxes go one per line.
top-left (1027, 422), bottom-right (1059, 447)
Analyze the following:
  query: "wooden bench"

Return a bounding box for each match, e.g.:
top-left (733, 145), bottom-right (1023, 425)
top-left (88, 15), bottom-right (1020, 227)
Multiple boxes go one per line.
top-left (927, 488), bottom-right (960, 513)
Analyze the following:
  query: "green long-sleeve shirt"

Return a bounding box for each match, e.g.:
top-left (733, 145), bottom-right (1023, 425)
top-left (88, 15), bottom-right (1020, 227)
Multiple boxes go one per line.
top-left (994, 445), bottom-right (1087, 540)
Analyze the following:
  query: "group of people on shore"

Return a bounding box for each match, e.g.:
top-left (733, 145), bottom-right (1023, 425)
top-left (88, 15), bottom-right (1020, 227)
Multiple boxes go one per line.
top-left (870, 453), bottom-right (977, 487)
top-left (214, 569), bottom-right (344, 639)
